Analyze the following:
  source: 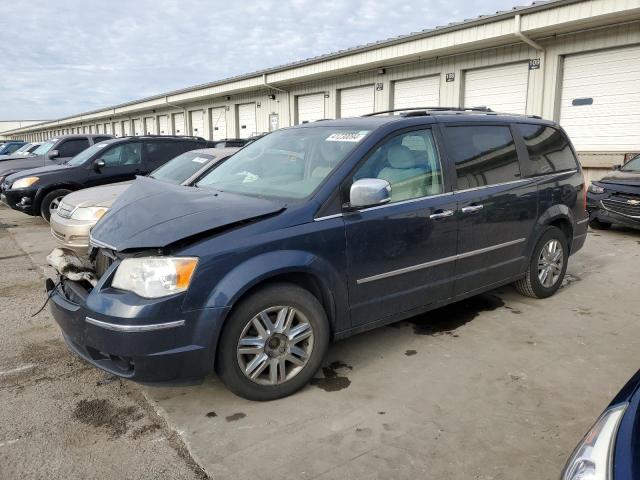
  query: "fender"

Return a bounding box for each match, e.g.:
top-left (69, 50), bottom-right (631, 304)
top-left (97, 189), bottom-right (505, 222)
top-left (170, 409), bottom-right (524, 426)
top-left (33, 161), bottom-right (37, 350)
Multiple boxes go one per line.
top-left (528, 203), bottom-right (574, 254)
top-left (34, 182), bottom-right (83, 207)
top-left (202, 249), bottom-right (349, 333)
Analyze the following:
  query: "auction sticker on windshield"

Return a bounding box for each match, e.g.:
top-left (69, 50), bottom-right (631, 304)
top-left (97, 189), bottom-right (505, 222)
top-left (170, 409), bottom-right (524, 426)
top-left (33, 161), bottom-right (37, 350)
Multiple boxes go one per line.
top-left (191, 156), bottom-right (209, 164)
top-left (325, 131), bottom-right (369, 142)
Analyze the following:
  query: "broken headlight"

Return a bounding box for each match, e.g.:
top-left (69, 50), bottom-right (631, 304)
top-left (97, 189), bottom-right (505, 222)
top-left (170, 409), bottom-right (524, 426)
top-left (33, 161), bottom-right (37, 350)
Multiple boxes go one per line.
top-left (112, 257), bottom-right (198, 298)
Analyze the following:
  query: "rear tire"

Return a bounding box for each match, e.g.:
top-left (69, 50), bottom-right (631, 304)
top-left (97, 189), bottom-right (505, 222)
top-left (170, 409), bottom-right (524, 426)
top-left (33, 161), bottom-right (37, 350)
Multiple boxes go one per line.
top-left (40, 189), bottom-right (71, 223)
top-left (588, 218), bottom-right (612, 230)
top-left (514, 226), bottom-right (568, 299)
top-left (216, 283), bottom-right (329, 401)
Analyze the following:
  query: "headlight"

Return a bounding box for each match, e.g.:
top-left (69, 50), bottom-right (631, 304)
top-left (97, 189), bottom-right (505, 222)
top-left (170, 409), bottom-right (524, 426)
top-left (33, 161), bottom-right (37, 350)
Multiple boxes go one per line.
top-left (561, 403), bottom-right (628, 480)
top-left (70, 206), bottom-right (108, 221)
top-left (112, 257), bottom-right (198, 298)
top-left (11, 176), bottom-right (39, 189)
top-left (588, 183), bottom-right (605, 194)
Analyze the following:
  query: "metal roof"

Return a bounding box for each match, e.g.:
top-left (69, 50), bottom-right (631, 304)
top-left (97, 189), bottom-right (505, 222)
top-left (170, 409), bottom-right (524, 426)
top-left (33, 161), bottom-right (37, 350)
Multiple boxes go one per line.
top-left (7, 0), bottom-right (574, 133)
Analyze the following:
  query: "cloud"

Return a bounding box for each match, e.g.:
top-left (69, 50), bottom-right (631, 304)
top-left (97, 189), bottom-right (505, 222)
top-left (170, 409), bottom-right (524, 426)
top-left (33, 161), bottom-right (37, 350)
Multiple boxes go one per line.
top-left (0, 0), bottom-right (522, 119)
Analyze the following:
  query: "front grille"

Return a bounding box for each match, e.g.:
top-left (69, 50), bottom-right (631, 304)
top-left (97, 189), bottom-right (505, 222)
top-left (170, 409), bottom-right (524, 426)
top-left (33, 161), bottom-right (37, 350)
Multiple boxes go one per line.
top-left (93, 248), bottom-right (115, 279)
top-left (602, 195), bottom-right (640, 218)
top-left (56, 202), bottom-right (74, 219)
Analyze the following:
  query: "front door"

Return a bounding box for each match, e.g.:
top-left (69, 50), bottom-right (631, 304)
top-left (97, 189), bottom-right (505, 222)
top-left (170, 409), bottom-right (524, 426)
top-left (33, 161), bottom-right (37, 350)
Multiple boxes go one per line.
top-left (442, 124), bottom-right (538, 295)
top-left (85, 142), bottom-right (143, 187)
top-left (345, 128), bottom-right (458, 327)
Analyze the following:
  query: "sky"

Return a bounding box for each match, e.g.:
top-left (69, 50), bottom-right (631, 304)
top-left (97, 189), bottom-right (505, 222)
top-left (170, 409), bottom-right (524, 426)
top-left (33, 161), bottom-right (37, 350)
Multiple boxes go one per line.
top-left (0, 0), bottom-right (524, 120)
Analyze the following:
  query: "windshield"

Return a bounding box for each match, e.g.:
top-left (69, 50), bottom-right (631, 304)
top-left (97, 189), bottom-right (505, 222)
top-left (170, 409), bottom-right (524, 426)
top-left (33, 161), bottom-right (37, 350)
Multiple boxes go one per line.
top-left (621, 155), bottom-right (640, 172)
top-left (196, 127), bottom-right (369, 199)
top-left (32, 140), bottom-right (56, 156)
top-left (150, 151), bottom-right (217, 185)
top-left (13, 144), bottom-right (31, 153)
top-left (66, 142), bottom-right (111, 166)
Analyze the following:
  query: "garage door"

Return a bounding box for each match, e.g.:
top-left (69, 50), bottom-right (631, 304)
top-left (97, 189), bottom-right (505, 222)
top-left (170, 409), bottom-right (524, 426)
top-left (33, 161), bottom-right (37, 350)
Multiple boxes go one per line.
top-left (339, 85), bottom-right (374, 117)
top-left (190, 110), bottom-right (204, 137)
top-left (173, 113), bottom-right (185, 135)
top-left (144, 117), bottom-right (155, 135)
top-left (104, 123), bottom-right (112, 135)
top-left (560, 46), bottom-right (640, 151)
top-left (113, 122), bottom-right (121, 137)
top-left (464, 63), bottom-right (529, 114)
top-left (297, 93), bottom-right (325, 124)
top-left (133, 119), bottom-right (143, 136)
top-left (158, 115), bottom-right (169, 135)
top-left (237, 103), bottom-right (256, 139)
top-left (122, 121), bottom-right (131, 136)
top-left (393, 76), bottom-right (440, 111)
top-left (210, 107), bottom-right (227, 140)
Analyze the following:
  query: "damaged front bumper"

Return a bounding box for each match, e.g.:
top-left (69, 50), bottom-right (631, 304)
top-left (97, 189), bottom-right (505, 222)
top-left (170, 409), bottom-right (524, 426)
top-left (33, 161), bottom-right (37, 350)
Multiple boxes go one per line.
top-left (46, 249), bottom-right (229, 382)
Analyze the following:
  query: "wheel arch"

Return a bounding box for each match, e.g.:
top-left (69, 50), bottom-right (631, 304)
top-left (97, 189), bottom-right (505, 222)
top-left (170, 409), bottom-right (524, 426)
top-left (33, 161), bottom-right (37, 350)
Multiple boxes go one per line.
top-left (34, 183), bottom-right (82, 211)
top-left (535, 204), bottom-right (575, 254)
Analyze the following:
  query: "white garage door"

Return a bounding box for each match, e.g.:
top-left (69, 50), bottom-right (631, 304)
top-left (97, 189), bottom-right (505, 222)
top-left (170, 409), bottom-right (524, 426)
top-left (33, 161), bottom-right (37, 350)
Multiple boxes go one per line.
top-left (560, 46), bottom-right (640, 151)
top-left (133, 119), bottom-right (142, 136)
top-left (104, 123), bottom-right (112, 135)
top-left (190, 110), bottom-right (204, 137)
top-left (237, 103), bottom-right (257, 139)
top-left (144, 117), bottom-right (155, 135)
top-left (210, 107), bottom-right (227, 140)
top-left (173, 113), bottom-right (185, 135)
top-left (339, 85), bottom-right (374, 117)
top-left (464, 63), bottom-right (529, 114)
top-left (122, 121), bottom-right (131, 136)
top-left (393, 76), bottom-right (440, 110)
top-left (158, 115), bottom-right (169, 135)
top-left (113, 122), bottom-right (121, 137)
top-left (297, 93), bottom-right (325, 124)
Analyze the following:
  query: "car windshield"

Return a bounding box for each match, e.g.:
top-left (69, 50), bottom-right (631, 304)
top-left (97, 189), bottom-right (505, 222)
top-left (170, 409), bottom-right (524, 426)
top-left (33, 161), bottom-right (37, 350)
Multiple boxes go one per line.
top-left (66, 142), bottom-right (110, 166)
top-left (150, 151), bottom-right (217, 185)
top-left (196, 127), bottom-right (369, 199)
top-left (32, 140), bottom-right (56, 156)
top-left (13, 144), bottom-right (31, 153)
top-left (621, 155), bottom-right (640, 172)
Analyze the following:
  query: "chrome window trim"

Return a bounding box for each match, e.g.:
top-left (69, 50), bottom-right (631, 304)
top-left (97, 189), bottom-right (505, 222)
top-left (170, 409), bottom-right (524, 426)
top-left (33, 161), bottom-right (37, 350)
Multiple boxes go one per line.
top-left (85, 317), bottom-right (185, 332)
top-left (358, 191), bottom-right (455, 213)
top-left (454, 178), bottom-right (532, 194)
top-left (314, 213), bottom-right (343, 222)
top-left (357, 238), bottom-right (526, 285)
top-left (576, 218), bottom-right (589, 225)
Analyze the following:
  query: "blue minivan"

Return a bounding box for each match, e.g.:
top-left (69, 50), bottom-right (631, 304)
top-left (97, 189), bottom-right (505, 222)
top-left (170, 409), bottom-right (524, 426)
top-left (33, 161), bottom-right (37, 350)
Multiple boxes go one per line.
top-left (46, 109), bottom-right (589, 400)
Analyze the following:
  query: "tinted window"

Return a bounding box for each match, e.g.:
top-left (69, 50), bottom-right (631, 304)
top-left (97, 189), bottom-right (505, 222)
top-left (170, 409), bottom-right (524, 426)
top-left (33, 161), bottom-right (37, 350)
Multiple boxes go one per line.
top-left (353, 129), bottom-right (443, 202)
top-left (150, 151), bottom-right (217, 185)
top-left (445, 125), bottom-right (520, 189)
top-left (101, 142), bottom-right (142, 166)
top-left (93, 136), bottom-right (112, 144)
top-left (58, 138), bottom-right (90, 157)
top-left (4, 143), bottom-right (23, 154)
top-left (519, 124), bottom-right (578, 175)
top-left (144, 141), bottom-right (191, 167)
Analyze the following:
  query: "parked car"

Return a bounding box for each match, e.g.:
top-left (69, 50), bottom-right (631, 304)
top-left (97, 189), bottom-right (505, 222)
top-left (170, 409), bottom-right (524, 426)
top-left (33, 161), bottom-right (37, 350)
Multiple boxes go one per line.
top-left (0, 140), bottom-right (27, 155)
top-left (211, 138), bottom-right (250, 148)
top-left (587, 154), bottom-right (640, 230)
top-left (0, 134), bottom-right (113, 184)
top-left (0, 142), bottom-right (41, 161)
top-left (50, 147), bottom-right (239, 252)
top-left (1, 135), bottom-right (209, 221)
top-left (45, 110), bottom-right (588, 400)
top-left (561, 369), bottom-right (640, 480)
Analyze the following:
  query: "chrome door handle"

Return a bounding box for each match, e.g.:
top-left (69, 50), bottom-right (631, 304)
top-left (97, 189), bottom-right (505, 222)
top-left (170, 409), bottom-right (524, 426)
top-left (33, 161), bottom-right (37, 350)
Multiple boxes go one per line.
top-left (461, 205), bottom-right (484, 214)
top-left (429, 209), bottom-right (455, 220)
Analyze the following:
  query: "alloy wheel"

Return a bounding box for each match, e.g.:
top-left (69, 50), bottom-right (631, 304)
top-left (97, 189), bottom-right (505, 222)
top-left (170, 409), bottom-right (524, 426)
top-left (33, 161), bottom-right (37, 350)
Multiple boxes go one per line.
top-left (49, 196), bottom-right (64, 215)
top-left (537, 239), bottom-right (564, 288)
top-left (236, 306), bottom-right (314, 386)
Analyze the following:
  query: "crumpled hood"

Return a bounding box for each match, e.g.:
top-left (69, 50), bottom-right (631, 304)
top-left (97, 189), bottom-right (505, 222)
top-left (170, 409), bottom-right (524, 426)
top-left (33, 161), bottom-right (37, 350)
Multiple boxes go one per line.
top-left (61, 181), bottom-right (133, 209)
top-left (90, 176), bottom-right (286, 251)
top-left (598, 170), bottom-right (640, 187)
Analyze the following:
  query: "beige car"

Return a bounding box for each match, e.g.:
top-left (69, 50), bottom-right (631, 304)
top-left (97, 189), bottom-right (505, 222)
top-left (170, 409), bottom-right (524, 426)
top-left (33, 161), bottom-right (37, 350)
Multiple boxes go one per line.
top-left (50, 147), bottom-right (238, 253)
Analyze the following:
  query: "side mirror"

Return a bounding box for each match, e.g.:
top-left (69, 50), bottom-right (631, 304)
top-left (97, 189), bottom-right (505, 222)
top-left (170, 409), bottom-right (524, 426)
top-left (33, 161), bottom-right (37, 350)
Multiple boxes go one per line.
top-left (94, 158), bottom-right (106, 171)
top-left (349, 178), bottom-right (391, 209)
top-left (614, 164), bottom-right (622, 170)
top-left (48, 149), bottom-right (59, 159)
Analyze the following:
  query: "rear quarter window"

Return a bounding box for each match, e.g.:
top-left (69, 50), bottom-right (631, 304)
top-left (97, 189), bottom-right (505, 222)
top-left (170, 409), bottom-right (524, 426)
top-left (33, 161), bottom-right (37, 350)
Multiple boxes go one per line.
top-left (518, 124), bottom-right (578, 176)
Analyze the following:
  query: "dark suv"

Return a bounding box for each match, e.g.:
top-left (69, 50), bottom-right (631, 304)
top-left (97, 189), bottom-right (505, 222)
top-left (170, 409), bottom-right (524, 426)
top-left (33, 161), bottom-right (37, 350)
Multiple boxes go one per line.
top-left (46, 109), bottom-right (588, 400)
top-left (0, 134), bottom-right (113, 183)
top-left (2, 135), bottom-right (210, 221)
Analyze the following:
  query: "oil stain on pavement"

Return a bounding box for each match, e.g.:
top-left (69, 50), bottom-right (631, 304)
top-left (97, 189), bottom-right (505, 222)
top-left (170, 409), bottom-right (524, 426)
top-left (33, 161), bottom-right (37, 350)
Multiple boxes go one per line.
top-left (310, 360), bottom-right (352, 392)
top-left (73, 398), bottom-right (144, 438)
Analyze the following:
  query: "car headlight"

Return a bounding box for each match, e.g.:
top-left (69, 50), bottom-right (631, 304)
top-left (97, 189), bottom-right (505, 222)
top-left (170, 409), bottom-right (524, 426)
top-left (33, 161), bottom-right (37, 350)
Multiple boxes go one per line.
top-left (112, 257), bottom-right (198, 298)
top-left (588, 183), bottom-right (605, 194)
top-left (561, 403), bottom-right (628, 480)
top-left (70, 206), bottom-right (108, 221)
top-left (11, 176), bottom-right (39, 189)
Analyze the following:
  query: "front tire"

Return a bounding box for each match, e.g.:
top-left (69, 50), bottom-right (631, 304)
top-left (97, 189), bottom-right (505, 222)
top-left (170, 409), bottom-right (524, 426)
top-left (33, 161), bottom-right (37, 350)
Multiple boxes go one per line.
top-left (40, 189), bottom-right (71, 222)
top-left (514, 226), bottom-right (568, 299)
top-left (216, 283), bottom-right (329, 401)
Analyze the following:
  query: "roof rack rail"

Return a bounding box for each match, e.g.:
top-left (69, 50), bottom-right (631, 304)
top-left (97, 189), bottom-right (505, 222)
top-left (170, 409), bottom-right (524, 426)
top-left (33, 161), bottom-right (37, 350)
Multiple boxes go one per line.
top-left (362, 106), bottom-right (494, 117)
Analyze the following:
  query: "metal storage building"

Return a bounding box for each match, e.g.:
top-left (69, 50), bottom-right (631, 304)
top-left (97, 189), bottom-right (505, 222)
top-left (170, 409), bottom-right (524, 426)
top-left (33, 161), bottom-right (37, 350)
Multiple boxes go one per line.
top-left (5, 0), bottom-right (640, 180)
